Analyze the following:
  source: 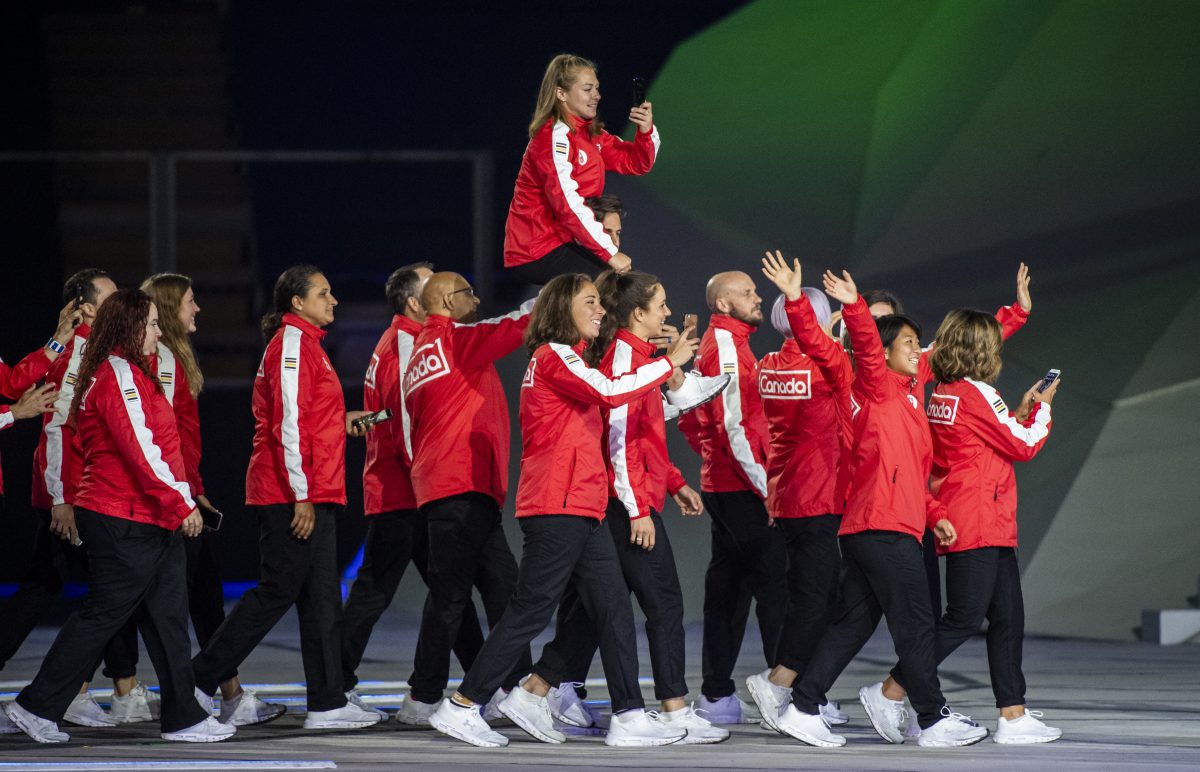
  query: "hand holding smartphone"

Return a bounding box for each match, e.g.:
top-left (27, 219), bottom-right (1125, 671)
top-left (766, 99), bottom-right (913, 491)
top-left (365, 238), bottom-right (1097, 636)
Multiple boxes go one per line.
top-left (1037, 368), bottom-right (1061, 393)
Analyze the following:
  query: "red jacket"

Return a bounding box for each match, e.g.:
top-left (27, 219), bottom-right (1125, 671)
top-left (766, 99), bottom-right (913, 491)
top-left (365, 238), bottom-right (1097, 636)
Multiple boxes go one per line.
top-left (404, 305), bottom-right (532, 508)
top-left (361, 315), bottom-right (421, 515)
top-left (839, 297), bottom-right (944, 540)
top-left (516, 341), bottom-right (672, 519)
top-left (74, 354), bottom-right (195, 529)
top-left (246, 313), bottom-right (347, 506)
top-left (601, 330), bottom-right (687, 520)
top-left (928, 379), bottom-right (1051, 552)
top-left (680, 315), bottom-right (769, 498)
top-left (503, 116), bottom-right (660, 267)
top-left (154, 343), bottom-right (204, 497)
top-left (0, 346), bottom-right (55, 495)
top-left (759, 295), bottom-right (855, 519)
top-left (32, 325), bottom-right (90, 509)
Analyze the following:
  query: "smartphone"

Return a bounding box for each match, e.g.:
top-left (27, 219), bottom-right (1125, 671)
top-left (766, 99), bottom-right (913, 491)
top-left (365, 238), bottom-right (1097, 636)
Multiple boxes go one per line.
top-left (1036, 368), bottom-right (1061, 393)
top-left (72, 294), bottom-right (84, 326)
top-left (352, 408), bottom-right (393, 431)
top-left (683, 313), bottom-right (698, 338)
top-left (631, 76), bottom-right (646, 107)
top-left (201, 507), bottom-right (224, 532)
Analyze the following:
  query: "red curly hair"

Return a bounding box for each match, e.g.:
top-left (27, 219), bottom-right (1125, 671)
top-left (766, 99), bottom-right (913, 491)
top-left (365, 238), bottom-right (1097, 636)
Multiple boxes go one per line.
top-left (70, 288), bottom-right (161, 419)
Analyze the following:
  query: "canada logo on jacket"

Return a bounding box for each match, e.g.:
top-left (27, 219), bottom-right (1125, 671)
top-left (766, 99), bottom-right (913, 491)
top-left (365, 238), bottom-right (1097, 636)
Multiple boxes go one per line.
top-left (927, 393), bottom-right (959, 425)
top-left (404, 339), bottom-right (450, 395)
top-left (521, 359), bottom-right (536, 389)
top-left (759, 368), bottom-right (811, 400)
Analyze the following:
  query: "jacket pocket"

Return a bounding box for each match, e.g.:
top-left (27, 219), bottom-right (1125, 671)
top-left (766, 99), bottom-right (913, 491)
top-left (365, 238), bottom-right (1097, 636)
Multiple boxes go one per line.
top-left (561, 450), bottom-right (578, 509)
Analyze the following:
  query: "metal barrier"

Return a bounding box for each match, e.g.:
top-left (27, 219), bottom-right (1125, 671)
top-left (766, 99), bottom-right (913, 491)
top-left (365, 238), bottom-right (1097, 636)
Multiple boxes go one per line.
top-left (0, 149), bottom-right (495, 304)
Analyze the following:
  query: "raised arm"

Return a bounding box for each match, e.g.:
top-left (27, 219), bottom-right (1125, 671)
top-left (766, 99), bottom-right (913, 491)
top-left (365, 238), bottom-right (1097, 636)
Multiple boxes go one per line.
top-left (762, 251), bottom-right (852, 389)
top-left (825, 270), bottom-right (889, 402)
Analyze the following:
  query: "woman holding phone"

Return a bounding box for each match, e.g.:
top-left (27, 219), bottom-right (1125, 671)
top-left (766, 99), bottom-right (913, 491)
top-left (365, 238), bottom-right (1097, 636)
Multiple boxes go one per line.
top-left (431, 273), bottom-right (696, 749)
top-left (503, 53), bottom-right (660, 284)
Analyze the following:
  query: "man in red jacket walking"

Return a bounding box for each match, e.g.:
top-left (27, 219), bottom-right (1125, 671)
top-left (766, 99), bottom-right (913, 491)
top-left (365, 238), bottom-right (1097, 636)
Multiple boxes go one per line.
top-left (679, 270), bottom-right (787, 723)
top-left (402, 272), bottom-right (535, 715)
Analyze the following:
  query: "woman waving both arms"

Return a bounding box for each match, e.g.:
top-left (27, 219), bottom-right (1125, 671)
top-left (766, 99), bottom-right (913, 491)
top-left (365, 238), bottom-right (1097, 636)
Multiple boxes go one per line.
top-left (504, 54), bottom-right (660, 284)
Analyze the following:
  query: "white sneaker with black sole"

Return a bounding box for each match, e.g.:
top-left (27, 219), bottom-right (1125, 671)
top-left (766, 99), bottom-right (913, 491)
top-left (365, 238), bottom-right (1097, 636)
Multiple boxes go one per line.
top-left (4, 701), bottom-right (70, 744)
top-left (993, 710), bottom-right (1062, 744)
top-left (303, 701), bottom-right (384, 730)
top-left (604, 709), bottom-right (686, 747)
top-left (430, 699), bottom-right (509, 748)
top-left (547, 682), bottom-right (592, 728)
top-left (344, 690), bottom-right (387, 720)
top-left (63, 693), bottom-right (116, 728)
top-left (916, 707), bottom-right (989, 747)
top-left (497, 686), bottom-right (565, 743)
top-left (665, 372), bottom-right (732, 414)
top-left (820, 700), bottom-right (849, 726)
top-left (396, 695), bottom-right (439, 726)
top-left (220, 689), bottom-right (288, 727)
top-left (774, 704), bottom-right (846, 747)
top-left (162, 715), bottom-right (236, 742)
top-left (746, 671), bottom-right (790, 732)
top-left (858, 682), bottom-right (907, 743)
top-left (659, 704), bottom-right (730, 744)
top-left (110, 683), bottom-right (161, 724)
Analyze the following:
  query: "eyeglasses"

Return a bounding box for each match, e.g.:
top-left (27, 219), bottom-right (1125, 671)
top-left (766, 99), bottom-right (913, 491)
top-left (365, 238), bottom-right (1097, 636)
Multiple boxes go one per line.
top-left (446, 286), bottom-right (475, 299)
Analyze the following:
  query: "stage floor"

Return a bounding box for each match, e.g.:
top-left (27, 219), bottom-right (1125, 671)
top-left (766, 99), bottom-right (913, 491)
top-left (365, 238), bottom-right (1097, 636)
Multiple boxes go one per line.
top-left (2, 615), bottom-right (1198, 770)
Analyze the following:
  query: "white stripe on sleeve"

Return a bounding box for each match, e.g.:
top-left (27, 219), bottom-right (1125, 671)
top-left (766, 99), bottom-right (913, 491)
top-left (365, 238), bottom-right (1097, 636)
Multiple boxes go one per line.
top-left (396, 329), bottom-right (415, 460)
top-left (280, 326), bottom-right (309, 500)
top-left (649, 126), bottom-right (661, 159)
top-left (551, 121), bottom-right (617, 257)
top-left (549, 342), bottom-right (670, 398)
top-left (0, 410), bottom-right (13, 431)
top-left (43, 333), bottom-right (86, 505)
top-left (967, 379), bottom-right (1051, 446)
top-left (607, 340), bottom-right (640, 519)
top-left (110, 356), bottom-right (194, 511)
top-left (715, 329), bottom-right (768, 497)
top-left (156, 343), bottom-right (177, 406)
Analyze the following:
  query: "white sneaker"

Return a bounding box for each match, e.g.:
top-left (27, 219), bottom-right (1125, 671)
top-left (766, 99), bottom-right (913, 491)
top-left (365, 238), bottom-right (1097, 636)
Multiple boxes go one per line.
top-left (659, 704), bottom-right (730, 745)
top-left (774, 703), bottom-right (846, 747)
top-left (497, 686), bottom-right (565, 744)
top-left (303, 701), bottom-right (384, 730)
top-left (195, 688), bottom-right (216, 716)
top-left (219, 689), bottom-right (288, 727)
top-left (396, 695), bottom-right (439, 726)
top-left (0, 703), bottom-right (21, 734)
top-left (430, 699), bottom-right (509, 748)
top-left (993, 710), bottom-right (1062, 744)
top-left (4, 701), bottom-right (70, 744)
top-left (604, 708), bottom-right (686, 747)
top-left (916, 706), bottom-right (989, 747)
top-left (820, 699), bottom-right (849, 726)
top-left (162, 715), bottom-right (236, 742)
top-left (746, 671), bottom-right (790, 731)
top-left (903, 708), bottom-right (922, 740)
top-left (662, 398), bottom-right (681, 422)
top-left (63, 693), bottom-right (116, 727)
top-left (109, 683), bottom-right (161, 724)
top-left (665, 372), bottom-right (732, 413)
top-left (345, 690), bottom-right (388, 720)
top-left (696, 693), bottom-right (757, 724)
top-left (547, 682), bottom-right (593, 728)
top-left (858, 682), bottom-right (906, 743)
top-left (481, 688), bottom-right (507, 722)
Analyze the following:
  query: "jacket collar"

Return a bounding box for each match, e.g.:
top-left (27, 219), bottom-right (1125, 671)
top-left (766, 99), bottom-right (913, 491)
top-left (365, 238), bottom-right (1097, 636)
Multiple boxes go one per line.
top-left (781, 338), bottom-right (803, 356)
top-left (708, 313), bottom-right (757, 338)
top-left (888, 368), bottom-right (918, 391)
top-left (75, 323), bottom-right (91, 340)
top-left (283, 312), bottom-right (327, 341)
top-left (569, 115), bottom-right (593, 134)
top-left (423, 313), bottom-right (455, 331)
top-left (391, 314), bottom-right (423, 336)
top-left (615, 328), bottom-right (656, 358)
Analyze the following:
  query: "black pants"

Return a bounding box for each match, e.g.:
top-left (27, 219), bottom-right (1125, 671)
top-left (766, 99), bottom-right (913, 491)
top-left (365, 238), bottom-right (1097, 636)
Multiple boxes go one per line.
top-left (510, 242), bottom-right (609, 286)
top-left (701, 490), bottom-right (787, 699)
top-left (0, 508), bottom-right (139, 681)
top-left (923, 528), bottom-right (942, 616)
top-left (410, 493), bottom-right (528, 704)
top-left (890, 547), bottom-right (1026, 709)
top-left (340, 508), bottom-right (485, 691)
top-left (536, 503), bottom-right (688, 701)
top-left (774, 515), bottom-right (842, 677)
top-left (192, 504), bottom-right (345, 712)
top-left (184, 527), bottom-right (237, 683)
top-left (792, 531), bottom-right (945, 729)
top-left (459, 514), bottom-right (644, 713)
top-left (16, 509), bottom-right (207, 733)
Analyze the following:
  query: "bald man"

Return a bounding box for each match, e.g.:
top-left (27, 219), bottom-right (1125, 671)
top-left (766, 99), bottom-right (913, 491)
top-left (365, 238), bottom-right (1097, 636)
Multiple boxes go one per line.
top-left (678, 270), bottom-right (787, 724)
top-left (400, 273), bottom-right (535, 717)
top-left (340, 264), bottom-right (487, 722)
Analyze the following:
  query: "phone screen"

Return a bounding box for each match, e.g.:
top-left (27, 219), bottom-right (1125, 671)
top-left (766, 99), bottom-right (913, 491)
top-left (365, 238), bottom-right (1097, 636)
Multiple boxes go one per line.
top-left (1037, 369), bottom-right (1061, 393)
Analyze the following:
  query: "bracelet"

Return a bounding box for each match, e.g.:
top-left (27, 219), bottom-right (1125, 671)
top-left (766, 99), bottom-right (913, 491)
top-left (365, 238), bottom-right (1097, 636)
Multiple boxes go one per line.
top-left (46, 338), bottom-right (66, 355)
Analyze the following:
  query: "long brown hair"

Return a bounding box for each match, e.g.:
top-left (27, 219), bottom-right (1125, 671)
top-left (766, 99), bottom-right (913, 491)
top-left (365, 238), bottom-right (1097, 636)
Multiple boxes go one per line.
top-left (141, 273), bottom-right (203, 397)
top-left (588, 269), bottom-right (660, 366)
top-left (70, 289), bottom-right (160, 418)
top-left (524, 273), bottom-right (595, 355)
top-left (929, 309), bottom-right (1003, 383)
top-left (528, 54), bottom-right (603, 139)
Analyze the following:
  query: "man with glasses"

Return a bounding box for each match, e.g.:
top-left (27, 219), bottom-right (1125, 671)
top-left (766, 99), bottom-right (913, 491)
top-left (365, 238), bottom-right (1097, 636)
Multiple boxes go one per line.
top-left (400, 272), bottom-right (536, 715)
